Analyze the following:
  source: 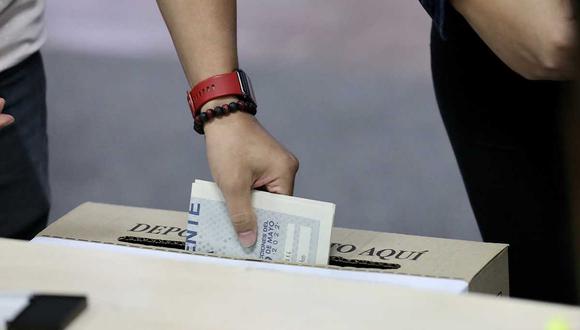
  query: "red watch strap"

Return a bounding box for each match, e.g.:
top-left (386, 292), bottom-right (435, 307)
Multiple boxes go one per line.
top-left (187, 71), bottom-right (243, 116)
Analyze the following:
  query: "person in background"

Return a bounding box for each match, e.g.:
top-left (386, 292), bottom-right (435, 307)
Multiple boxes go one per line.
top-left (425, 0), bottom-right (578, 304)
top-left (0, 0), bottom-right (48, 239)
top-left (157, 0), bottom-right (578, 305)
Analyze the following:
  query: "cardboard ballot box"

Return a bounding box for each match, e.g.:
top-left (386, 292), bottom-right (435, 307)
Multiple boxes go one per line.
top-left (35, 202), bottom-right (508, 296)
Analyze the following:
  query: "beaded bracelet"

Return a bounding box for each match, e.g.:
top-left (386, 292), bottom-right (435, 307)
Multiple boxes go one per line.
top-left (193, 99), bottom-right (257, 135)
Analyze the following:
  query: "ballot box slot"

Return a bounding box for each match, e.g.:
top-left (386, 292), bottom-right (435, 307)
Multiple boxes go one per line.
top-left (328, 256), bottom-right (401, 270)
top-left (116, 235), bottom-right (401, 270)
top-left (118, 236), bottom-right (185, 250)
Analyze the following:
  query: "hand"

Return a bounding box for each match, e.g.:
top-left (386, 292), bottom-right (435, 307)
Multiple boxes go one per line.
top-left (0, 98), bottom-right (14, 129)
top-left (452, 0), bottom-right (577, 80)
top-left (203, 98), bottom-right (299, 247)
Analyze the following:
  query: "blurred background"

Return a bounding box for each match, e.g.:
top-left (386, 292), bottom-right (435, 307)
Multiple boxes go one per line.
top-left (44, 1), bottom-right (480, 240)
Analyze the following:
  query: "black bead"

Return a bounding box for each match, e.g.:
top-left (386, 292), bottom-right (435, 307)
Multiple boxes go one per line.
top-left (207, 109), bottom-right (215, 120)
top-left (214, 106), bottom-right (224, 116)
top-left (194, 123), bottom-right (204, 135)
top-left (229, 102), bottom-right (239, 111)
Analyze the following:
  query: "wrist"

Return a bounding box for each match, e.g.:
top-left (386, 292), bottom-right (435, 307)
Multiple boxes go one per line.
top-left (187, 69), bottom-right (258, 135)
top-left (201, 96), bottom-right (250, 134)
top-left (187, 70), bottom-right (255, 116)
top-left (199, 96), bottom-right (240, 114)
top-left (189, 65), bottom-right (238, 89)
top-left (200, 97), bottom-right (257, 135)
top-left (204, 110), bottom-right (258, 136)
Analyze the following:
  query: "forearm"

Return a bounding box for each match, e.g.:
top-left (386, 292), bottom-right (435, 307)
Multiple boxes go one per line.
top-left (157, 0), bottom-right (238, 87)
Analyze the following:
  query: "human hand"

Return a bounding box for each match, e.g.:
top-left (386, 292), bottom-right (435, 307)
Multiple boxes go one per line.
top-left (0, 98), bottom-right (15, 129)
top-left (203, 97), bottom-right (299, 247)
top-left (452, 0), bottom-right (577, 80)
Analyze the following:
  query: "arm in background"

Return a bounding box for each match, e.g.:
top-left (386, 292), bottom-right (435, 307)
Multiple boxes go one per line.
top-left (156, 0), bottom-right (299, 248)
top-left (451, 0), bottom-right (577, 80)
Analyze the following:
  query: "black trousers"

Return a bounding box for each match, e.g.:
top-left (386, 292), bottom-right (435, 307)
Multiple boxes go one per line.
top-left (0, 52), bottom-right (49, 239)
top-left (431, 14), bottom-right (578, 304)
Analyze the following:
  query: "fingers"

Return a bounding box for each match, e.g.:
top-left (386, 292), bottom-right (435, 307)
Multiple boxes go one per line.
top-left (252, 153), bottom-right (299, 196)
top-left (219, 165), bottom-right (297, 248)
top-left (0, 115), bottom-right (14, 129)
top-left (220, 182), bottom-right (258, 248)
top-left (275, 179), bottom-right (295, 196)
top-left (258, 175), bottom-right (296, 196)
top-left (264, 155), bottom-right (299, 196)
top-left (558, 0), bottom-right (574, 19)
top-left (0, 98), bottom-right (15, 129)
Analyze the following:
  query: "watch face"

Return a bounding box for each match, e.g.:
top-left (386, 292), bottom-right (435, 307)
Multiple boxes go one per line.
top-left (236, 70), bottom-right (256, 103)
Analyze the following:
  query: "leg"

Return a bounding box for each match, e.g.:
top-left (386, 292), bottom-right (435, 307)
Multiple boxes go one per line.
top-left (0, 52), bottom-right (49, 239)
top-left (430, 14), bottom-right (577, 304)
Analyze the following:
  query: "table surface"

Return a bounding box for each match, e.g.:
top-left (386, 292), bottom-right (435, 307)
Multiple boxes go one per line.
top-left (0, 238), bottom-right (578, 330)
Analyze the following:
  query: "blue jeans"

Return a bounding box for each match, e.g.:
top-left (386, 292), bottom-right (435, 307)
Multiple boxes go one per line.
top-left (0, 52), bottom-right (49, 239)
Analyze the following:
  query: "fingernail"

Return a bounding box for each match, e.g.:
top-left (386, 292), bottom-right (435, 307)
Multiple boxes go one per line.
top-left (238, 229), bottom-right (257, 248)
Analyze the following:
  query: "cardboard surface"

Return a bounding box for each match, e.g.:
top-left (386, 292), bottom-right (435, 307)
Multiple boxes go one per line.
top-left (33, 236), bottom-right (469, 293)
top-left (330, 227), bottom-right (509, 295)
top-left (37, 202), bottom-right (508, 295)
top-left (1, 238), bottom-right (578, 330)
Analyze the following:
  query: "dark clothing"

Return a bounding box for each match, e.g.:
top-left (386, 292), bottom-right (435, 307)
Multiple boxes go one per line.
top-left (430, 8), bottom-right (578, 304)
top-left (419, 0), bottom-right (449, 38)
top-left (0, 51), bottom-right (49, 239)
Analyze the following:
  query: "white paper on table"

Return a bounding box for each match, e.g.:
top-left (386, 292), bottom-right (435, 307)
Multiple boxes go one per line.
top-left (0, 293), bottom-right (30, 330)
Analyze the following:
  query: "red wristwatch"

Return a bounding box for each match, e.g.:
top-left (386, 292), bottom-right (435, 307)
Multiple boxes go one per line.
top-left (187, 69), bottom-right (256, 117)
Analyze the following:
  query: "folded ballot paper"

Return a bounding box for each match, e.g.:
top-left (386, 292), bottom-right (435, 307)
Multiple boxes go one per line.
top-left (186, 180), bottom-right (335, 265)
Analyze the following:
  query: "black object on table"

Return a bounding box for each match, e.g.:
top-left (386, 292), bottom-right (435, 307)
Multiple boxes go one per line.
top-left (7, 294), bottom-right (87, 330)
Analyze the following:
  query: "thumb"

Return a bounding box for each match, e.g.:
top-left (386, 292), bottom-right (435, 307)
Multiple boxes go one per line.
top-left (220, 183), bottom-right (258, 248)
